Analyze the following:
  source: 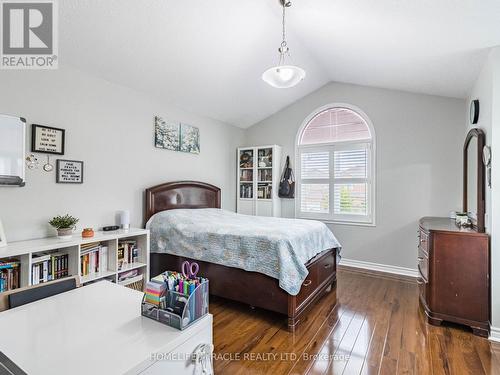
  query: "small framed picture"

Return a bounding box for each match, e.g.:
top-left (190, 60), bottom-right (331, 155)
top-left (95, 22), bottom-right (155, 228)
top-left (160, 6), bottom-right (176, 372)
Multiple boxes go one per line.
top-left (32, 124), bottom-right (65, 155)
top-left (56, 160), bottom-right (83, 184)
top-left (0, 218), bottom-right (7, 248)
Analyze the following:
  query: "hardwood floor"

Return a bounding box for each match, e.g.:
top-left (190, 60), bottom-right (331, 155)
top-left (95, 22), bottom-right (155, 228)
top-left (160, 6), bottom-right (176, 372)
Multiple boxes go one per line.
top-left (211, 268), bottom-right (500, 375)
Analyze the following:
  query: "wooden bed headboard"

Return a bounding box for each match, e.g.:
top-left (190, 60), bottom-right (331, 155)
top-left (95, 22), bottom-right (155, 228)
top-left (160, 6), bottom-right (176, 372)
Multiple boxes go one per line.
top-left (144, 181), bottom-right (221, 224)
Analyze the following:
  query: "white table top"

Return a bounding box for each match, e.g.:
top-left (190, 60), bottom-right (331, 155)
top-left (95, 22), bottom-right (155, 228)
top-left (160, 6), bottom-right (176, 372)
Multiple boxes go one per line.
top-left (0, 281), bottom-right (212, 375)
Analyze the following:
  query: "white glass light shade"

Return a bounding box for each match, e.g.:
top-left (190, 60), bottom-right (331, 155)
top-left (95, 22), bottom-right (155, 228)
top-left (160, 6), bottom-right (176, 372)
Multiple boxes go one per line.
top-left (119, 210), bottom-right (130, 230)
top-left (262, 65), bottom-right (306, 88)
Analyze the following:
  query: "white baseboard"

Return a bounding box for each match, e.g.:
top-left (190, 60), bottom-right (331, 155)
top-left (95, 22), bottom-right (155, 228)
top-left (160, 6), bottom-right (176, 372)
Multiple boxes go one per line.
top-left (490, 326), bottom-right (500, 342)
top-left (339, 258), bottom-right (418, 278)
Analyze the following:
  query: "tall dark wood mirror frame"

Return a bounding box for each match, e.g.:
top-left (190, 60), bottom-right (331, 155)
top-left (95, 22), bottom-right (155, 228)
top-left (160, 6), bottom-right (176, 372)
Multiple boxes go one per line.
top-left (463, 128), bottom-right (486, 232)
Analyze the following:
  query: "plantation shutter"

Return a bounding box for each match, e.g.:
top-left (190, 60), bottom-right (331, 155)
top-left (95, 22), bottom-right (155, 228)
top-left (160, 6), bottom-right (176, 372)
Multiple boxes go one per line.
top-left (300, 150), bottom-right (330, 214)
top-left (332, 145), bottom-right (369, 217)
top-left (298, 142), bottom-right (372, 222)
top-left (297, 106), bottom-right (374, 224)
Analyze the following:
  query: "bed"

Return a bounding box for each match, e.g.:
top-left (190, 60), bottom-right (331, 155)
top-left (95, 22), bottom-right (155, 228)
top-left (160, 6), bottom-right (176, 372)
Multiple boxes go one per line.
top-left (145, 181), bottom-right (341, 331)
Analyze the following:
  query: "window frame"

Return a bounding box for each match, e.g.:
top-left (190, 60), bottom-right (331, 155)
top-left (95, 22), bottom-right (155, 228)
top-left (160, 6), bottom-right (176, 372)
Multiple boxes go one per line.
top-left (295, 103), bottom-right (376, 226)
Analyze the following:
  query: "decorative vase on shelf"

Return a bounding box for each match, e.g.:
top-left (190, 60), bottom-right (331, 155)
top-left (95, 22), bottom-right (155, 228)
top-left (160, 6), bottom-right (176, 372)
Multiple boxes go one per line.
top-left (81, 228), bottom-right (94, 238)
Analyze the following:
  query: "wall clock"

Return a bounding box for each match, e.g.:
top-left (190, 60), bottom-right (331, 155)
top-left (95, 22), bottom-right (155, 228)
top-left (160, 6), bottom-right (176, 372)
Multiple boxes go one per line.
top-left (470, 99), bottom-right (480, 125)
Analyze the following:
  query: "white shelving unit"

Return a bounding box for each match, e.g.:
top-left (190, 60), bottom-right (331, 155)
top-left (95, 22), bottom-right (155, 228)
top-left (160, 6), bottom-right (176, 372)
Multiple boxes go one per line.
top-left (237, 144), bottom-right (282, 217)
top-left (0, 228), bottom-right (149, 292)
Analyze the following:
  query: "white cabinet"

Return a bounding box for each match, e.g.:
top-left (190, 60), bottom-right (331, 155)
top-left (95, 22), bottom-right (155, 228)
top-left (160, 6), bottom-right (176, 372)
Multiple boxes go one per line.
top-left (0, 281), bottom-right (213, 375)
top-left (137, 317), bottom-right (212, 374)
top-left (237, 145), bottom-right (282, 217)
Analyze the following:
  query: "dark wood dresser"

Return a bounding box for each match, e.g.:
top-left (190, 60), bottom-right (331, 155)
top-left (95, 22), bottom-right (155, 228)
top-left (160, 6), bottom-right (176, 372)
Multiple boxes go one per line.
top-left (418, 217), bottom-right (490, 337)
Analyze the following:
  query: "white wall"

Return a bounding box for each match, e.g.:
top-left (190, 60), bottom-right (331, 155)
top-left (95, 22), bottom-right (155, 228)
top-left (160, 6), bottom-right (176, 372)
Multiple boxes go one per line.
top-left (244, 82), bottom-right (465, 270)
top-left (484, 47), bottom-right (500, 337)
top-left (0, 66), bottom-right (244, 242)
top-left (465, 47), bottom-right (500, 338)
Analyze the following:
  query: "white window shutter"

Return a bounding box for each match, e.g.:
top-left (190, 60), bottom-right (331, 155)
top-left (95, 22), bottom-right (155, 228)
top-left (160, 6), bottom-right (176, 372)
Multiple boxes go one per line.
top-left (297, 106), bottom-right (375, 225)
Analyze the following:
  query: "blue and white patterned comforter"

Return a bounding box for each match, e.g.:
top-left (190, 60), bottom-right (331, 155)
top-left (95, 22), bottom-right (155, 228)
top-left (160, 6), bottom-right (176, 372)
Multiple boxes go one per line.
top-left (146, 209), bottom-right (341, 295)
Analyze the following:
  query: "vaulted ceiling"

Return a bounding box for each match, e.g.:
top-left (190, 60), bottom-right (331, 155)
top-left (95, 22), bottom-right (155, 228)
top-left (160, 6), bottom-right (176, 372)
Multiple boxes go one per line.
top-left (60, 0), bottom-right (500, 128)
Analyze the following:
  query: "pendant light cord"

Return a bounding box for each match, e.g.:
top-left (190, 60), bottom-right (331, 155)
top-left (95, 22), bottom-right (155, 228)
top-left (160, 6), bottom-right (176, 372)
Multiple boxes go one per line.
top-left (282, 4), bottom-right (287, 47)
top-left (279, 2), bottom-right (288, 65)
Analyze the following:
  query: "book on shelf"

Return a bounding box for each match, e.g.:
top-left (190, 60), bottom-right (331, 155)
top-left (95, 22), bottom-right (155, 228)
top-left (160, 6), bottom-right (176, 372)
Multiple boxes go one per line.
top-left (257, 183), bottom-right (272, 199)
top-left (31, 253), bottom-right (69, 285)
top-left (117, 240), bottom-right (140, 271)
top-left (258, 168), bottom-right (272, 182)
top-left (80, 242), bottom-right (108, 278)
top-left (240, 184), bottom-right (253, 199)
top-left (239, 169), bottom-right (253, 182)
top-left (0, 259), bottom-right (20, 292)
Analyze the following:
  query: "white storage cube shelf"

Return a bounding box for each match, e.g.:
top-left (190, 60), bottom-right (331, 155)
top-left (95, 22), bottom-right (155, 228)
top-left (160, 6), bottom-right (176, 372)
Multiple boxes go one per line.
top-left (0, 229), bottom-right (149, 291)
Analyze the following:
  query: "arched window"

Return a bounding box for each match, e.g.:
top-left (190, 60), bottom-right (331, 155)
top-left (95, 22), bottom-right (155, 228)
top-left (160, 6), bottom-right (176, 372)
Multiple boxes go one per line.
top-left (296, 104), bottom-right (375, 225)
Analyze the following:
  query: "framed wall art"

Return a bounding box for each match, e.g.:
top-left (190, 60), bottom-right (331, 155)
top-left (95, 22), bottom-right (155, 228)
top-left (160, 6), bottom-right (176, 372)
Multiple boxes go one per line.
top-left (154, 116), bottom-right (200, 154)
top-left (155, 116), bottom-right (180, 151)
top-left (56, 159), bottom-right (83, 184)
top-left (32, 124), bottom-right (65, 155)
top-left (180, 123), bottom-right (200, 154)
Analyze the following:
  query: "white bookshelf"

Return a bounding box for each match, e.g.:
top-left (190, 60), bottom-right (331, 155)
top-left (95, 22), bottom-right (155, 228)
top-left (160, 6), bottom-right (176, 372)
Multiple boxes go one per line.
top-left (0, 228), bottom-right (149, 292)
top-left (237, 145), bottom-right (282, 217)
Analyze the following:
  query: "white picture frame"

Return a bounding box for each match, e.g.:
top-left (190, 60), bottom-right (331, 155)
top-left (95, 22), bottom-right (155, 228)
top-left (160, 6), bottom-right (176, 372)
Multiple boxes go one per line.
top-left (56, 159), bottom-right (84, 184)
top-left (0, 218), bottom-right (7, 248)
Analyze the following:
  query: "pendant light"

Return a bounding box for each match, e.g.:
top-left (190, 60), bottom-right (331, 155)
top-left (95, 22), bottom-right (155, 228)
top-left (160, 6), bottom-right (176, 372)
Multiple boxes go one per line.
top-left (262, 0), bottom-right (305, 89)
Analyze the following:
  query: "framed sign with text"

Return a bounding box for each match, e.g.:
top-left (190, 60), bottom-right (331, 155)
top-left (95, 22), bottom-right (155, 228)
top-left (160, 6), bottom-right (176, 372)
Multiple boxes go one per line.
top-left (56, 160), bottom-right (83, 184)
top-left (32, 124), bottom-right (65, 155)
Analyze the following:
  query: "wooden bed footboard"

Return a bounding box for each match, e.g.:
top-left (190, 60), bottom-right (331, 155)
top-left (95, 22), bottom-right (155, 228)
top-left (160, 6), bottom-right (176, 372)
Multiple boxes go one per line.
top-left (150, 248), bottom-right (338, 331)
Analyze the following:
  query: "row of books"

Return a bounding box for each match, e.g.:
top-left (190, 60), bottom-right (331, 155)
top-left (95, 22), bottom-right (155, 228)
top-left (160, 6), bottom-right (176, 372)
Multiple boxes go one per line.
top-left (32, 253), bottom-right (69, 285)
top-left (240, 184), bottom-right (253, 199)
top-left (239, 169), bottom-right (253, 182)
top-left (257, 183), bottom-right (272, 199)
top-left (0, 259), bottom-right (20, 292)
top-left (258, 168), bottom-right (272, 182)
top-left (80, 242), bottom-right (108, 277)
top-left (118, 240), bottom-right (140, 271)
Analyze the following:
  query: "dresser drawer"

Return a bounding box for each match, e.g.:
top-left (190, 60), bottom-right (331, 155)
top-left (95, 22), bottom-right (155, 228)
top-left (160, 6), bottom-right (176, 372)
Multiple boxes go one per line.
top-left (418, 228), bottom-right (430, 253)
top-left (317, 252), bottom-right (335, 285)
top-left (296, 266), bottom-right (318, 308)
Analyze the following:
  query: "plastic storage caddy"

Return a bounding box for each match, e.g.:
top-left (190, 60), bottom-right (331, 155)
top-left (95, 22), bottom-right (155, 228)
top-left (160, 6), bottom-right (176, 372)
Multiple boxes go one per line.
top-left (141, 279), bottom-right (209, 330)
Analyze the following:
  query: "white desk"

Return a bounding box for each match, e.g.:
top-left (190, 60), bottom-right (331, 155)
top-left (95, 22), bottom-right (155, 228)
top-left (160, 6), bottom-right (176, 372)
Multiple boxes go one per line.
top-left (0, 281), bottom-right (213, 375)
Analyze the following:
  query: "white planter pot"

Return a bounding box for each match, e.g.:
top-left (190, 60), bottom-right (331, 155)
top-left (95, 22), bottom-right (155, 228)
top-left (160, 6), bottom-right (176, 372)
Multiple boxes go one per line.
top-left (57, 227), bottom-right (73, 240)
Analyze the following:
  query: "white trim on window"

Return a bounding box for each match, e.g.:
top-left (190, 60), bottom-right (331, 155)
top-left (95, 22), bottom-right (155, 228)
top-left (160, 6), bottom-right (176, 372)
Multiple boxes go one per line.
top-left (295, 103), bottom-right (376, 226)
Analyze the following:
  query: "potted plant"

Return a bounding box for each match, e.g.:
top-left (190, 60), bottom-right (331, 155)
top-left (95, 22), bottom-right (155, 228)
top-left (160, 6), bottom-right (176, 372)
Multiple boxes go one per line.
top-left (49, 214), bottom-right (79, 239)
